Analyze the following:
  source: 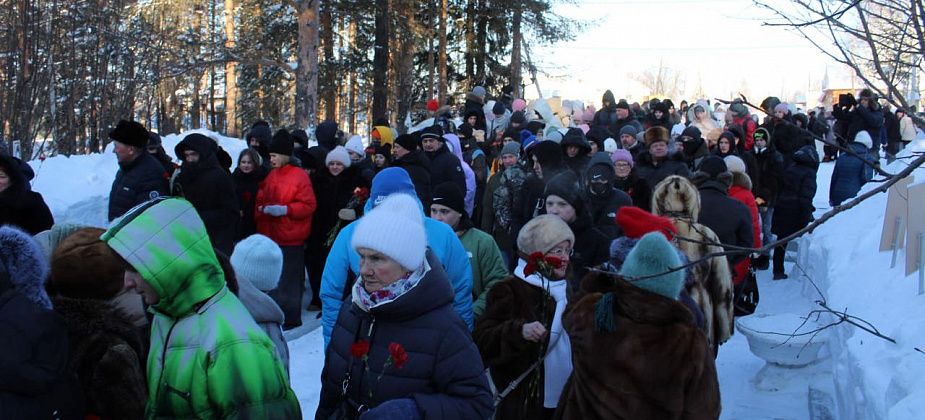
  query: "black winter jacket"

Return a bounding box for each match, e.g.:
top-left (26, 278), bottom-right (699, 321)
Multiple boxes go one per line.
top-left (568, 213), bottom-right (612, 299)
top-left (107, 152), bottom-right (169, 222)
top-left (391, 150), bottom-right (433, 208)
top-left (696, 178), bottom-right (754, 266)
top-left (308, 167), bottom-right (364, 250)
top-left (425, 146), bottom-right (467, 200)
top-left (0, 275), bottom-right (82, 419)
top-left (0, 155), bottom-right (53, 235)
top-left (317, 250), bottom-right (494, 420)
top-left (614, 173), bottom-right (652, 212)
top-left (773, 146), bottom-right (818, 238)
top-left (233, 166), bottom-right (268, 240)
top-left (635, 151), bottom-right (691, 189)
top-left (173, 135), bottom-right (239, 255)
top-left (753, 146), bottom-right (784, 206)
top-left (588, 188), bottom-right (632, 239)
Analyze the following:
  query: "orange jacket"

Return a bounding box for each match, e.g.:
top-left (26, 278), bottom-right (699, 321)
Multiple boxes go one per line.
top-left (256, 164), bottom-right (316, 246)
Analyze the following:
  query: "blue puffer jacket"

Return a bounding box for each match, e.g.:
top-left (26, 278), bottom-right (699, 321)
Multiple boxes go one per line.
top-left (321, 195), bottom-right (474, 348)
top-left (829, 141), bottom-right (873, 206)
top-left (316, 251), bottom-right (493, 420)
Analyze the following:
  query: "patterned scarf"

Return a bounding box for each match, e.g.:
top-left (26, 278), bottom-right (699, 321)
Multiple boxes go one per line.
top-left (352, 258), bottom-right (430, 312)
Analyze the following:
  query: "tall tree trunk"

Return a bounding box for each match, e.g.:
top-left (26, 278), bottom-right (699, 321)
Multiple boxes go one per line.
top-left (475, 0), bottom-right (487, 86)
top-left (13, 0), bottom-right (33, 156)
top-left (438, 0), bottom-right (448, 102)
top-left (396, 0), bottom-right (415, 133)
top-left (224, 0), bottom-right (238, 136)
top-left (465, 0), bottom-right (476, 92)
top-left (320, 2), bottom-right (336, 121)
top-left (372, 0), bottom-right (390, 123)
top-left (295, 0), bottom-right (320, 129)
top-left (510, 4), bottom-right (522, 98)
top-left (426, 8), bottom-right (435, 101)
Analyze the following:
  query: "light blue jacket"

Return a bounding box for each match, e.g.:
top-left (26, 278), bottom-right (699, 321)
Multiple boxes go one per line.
top-left (320, 196), bottom-right (474, 348)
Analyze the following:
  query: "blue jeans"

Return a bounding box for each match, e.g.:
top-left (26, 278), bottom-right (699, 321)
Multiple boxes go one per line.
top-left (759, 206), bottom-right (774, 253)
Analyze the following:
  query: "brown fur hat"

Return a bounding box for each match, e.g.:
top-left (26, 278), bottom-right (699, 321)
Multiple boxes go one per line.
top-left (644, 126), bottom-right (670, 147)
top-left (51, 228), bottom-right (125, 300)
top-left (652, 175), bottom-right (701, 220)
top-left (517, 214), bottom-right (575, 255)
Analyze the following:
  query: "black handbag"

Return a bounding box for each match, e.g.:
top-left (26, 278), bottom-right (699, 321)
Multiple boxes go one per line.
top-left (733, 263), bottom-right (760, 316)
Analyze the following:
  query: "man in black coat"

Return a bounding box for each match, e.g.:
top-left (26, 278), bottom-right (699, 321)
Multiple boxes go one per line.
top-left (421, 125), bottom-right (466, 197)
top-left (173, 133), bottom-right (239, 255)
top-left (693, 156), bottom-right (754, 268)
top-left (390, 133), bottom-right (433, 208)
top-left (585, 152), bottom-right (632, 238)
top-left (107, 120), bottom-right (170, 222)
top-left (635, 126), bottom-right (691, 189)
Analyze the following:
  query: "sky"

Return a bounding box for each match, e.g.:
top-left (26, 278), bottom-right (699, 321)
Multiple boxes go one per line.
top-left (527, 0), bottom-right (857, 108)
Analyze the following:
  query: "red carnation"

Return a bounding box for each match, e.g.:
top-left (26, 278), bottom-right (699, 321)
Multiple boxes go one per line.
top-left (426, 99), bottom-right (440, 112)
top-left (350, 340), bottom-right (370, 359)
top-left (545, 255), bottom-right (563, 268)
top-left (388, 342), bottom-right (409, 369)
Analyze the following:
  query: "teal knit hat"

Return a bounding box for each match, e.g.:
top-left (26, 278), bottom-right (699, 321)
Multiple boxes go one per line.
top-left (620, 232), bottom-right (685, 299)
top-left (595, 232), bottom-right (685, 332)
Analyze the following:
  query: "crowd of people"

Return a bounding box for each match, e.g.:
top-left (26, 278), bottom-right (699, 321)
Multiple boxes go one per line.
top-left (0, 84), bottom-right (898, 419)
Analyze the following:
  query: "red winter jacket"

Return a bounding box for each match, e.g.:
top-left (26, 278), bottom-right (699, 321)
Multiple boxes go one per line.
top-left (256, 164), bottom-right (317, 246)
top-left (728, 182), bottom-right (761, 284)
top-left (733, 115), bottom-right (757, 151)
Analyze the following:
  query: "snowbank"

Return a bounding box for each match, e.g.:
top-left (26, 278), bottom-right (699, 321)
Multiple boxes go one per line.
top-left (795, 139), bottom-right (925, 420)
top-left (27, 129), bottom-right (248, 227)
top-left (289, 327), bottom-right (325, 416)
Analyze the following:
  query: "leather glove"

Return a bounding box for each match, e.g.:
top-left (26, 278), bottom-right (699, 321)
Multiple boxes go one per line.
top-left (262, 205), bottom-right (288, 217)
top-left (359, 398), bottom-right (421, 420)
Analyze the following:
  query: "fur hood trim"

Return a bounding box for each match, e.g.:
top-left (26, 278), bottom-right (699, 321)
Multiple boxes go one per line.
top-left (0, 225), bottom-right (51, 309)
top-left (652, 175), bottom-right (701, 220)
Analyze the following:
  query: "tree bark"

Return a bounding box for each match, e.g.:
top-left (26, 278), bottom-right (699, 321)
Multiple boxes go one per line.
top-left (438, 0), bottom-right (448, 102)
top-left (295, 0), bottom-right (320, 129)
top-left (224, 0), bottom-right (238, 136)
top-left (320, 2), bottom-right (336, 121)
top-left (510, 3), bottom-right (523, 98)
top-left (396, 0), bottom-right (416, 133)
top-left (372, 0), bottom-right (391, 123)
top-left (465, 0), bottom-right (476, 92)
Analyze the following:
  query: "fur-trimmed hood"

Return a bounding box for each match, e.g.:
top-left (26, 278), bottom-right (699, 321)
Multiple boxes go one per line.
top-left (0, 225), bottom-right (51, 309)
top-left (652, 175), bottom-right (701, 220)
top-left (730, 171), bottom-right (752, 191)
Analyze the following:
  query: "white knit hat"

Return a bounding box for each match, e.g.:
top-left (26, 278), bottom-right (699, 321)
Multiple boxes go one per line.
top-left (723, 155), bottom-right (747, 174)
top-left (325, 145), bottom-right (352, 168)
top-left (231, 234), bottom-right (283, 292)
top-left (351, 193), bottom-right (426, 271)
top-left (854, 130), bottom-right (873, 149)
top-left (345, 134), bottom-right (366, 158)
top-left (603, 138), bottom-right (618, 153)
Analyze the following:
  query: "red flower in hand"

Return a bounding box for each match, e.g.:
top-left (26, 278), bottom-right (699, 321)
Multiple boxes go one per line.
top-left (354, 187), bottom-right (370, 201)
top-left (350, 339), bottom-right (370, 359)
top-left (388, 342), bottom-right (409, 369)
top-left (545, 255), bottom-right (563, 269)
top-left (523, 252), bottom-right (545, 276)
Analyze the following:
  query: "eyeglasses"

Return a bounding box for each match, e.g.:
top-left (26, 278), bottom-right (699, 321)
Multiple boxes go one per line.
top-left (546, 247), bottom-right (573, 258)
top-left (614, 162), bottom-right (631, 168)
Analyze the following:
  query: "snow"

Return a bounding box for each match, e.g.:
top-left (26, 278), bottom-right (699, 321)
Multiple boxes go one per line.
top-left (28, 129), bottom-right (248, 227)
top-left (25, 128), bottom-right (925, 419)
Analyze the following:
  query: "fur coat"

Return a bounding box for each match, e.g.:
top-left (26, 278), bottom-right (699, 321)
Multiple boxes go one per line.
top-left (52, 296), bottom-right (148, 419)
top-left (651, 175), bottom-right (734, 350)
top-left (473, 276), bottom-right (556, 419)
top-left (554, 273), bottom-right (720, 420)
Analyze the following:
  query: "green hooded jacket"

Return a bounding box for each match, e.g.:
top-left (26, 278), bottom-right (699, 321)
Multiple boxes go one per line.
top-left (459, 227), bottom-right (508, 319)
top-left (102, 198), bottom-right (300, 419)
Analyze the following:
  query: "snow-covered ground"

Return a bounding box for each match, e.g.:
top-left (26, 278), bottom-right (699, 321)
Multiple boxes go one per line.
top-left (27, 130), bottom-right (925, 419)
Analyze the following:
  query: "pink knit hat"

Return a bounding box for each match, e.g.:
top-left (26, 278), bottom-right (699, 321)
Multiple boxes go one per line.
top-left (512, 98), bottom-right (527, 112)
top-left (611, 149), bottom-right (634, 168)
